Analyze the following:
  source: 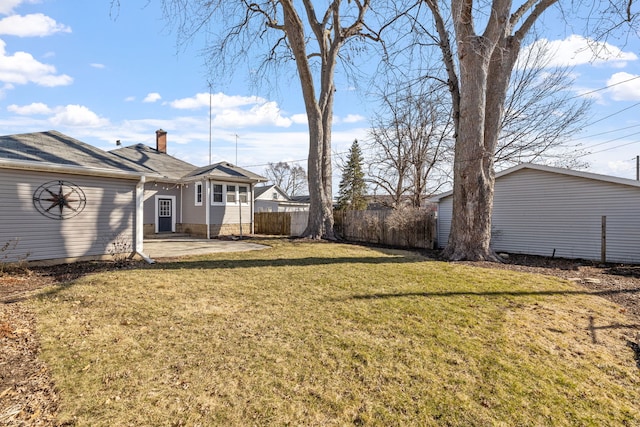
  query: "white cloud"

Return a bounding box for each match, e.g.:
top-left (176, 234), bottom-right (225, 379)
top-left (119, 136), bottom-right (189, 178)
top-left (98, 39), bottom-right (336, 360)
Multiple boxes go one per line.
top-left (0, 13), bottom-right (71, 37)
top-left (519, 35), bottom-right (638, 69)
top-left (213, 101), bottom-right (292, 128)
top-left (606, 72), bottom-right (640, 101)
top-left (169, 92), bottom-right (265, 110)
top-left (290, 114), bottom-right (308, 124)
top-left (143, 92), bottom-right (162, 103)
top-left (341, 114), bottom-right (365, 124)
top-left (170, 91), bottom-right (293, 129)
top-left (90, 63), bottom-right (105, 69)
top-left (0, 39), bottom-right (72, 86)
top-left (606, 159), bottom-right (635, 175)
top-left (7, 102), bottom-right (51, 115)
top-left (0, 0), bottom-right (36, 15)
top-left (124, 96), bottom-right (135, 102)
top-left (49, 105), bottom-right (109, 128)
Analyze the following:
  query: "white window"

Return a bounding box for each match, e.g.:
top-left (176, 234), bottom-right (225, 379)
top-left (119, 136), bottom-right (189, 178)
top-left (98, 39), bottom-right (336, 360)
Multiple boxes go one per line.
top-left (210, 182), bottom-right (249, 205)
top-left (212, 184), bottom-right (223, 204)
top-left (226, 185), bottom-right (237, 203)
top-left (159, 199), bottom-right (172, 216)
top-left (272, 192), bottom-right (279, 200)
top-left (239, 186), bottom-right (248, 203)
top-left (195, 182), bottom-right (203, 206)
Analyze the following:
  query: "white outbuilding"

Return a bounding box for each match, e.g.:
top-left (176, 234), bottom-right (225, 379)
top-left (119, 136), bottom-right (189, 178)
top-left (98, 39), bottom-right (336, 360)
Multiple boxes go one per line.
top-left (435, 163), bottom-right (640, 264)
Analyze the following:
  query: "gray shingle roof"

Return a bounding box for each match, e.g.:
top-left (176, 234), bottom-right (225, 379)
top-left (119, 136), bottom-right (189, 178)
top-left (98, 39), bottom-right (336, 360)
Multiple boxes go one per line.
top-left (110, 144), bottom-right (198, 180)
top-left (183, 162), bottom-right (267, 183)
top-left (0, 130), bottom-right (148, 174)
top-left (254, 184), bottom-right (292, 200)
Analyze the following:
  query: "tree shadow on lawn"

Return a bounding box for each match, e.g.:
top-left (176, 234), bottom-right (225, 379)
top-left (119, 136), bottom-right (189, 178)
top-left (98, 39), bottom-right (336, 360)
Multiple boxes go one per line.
top-left (346, 287), bottom-right (640, 301)
top-left (146, 254), bottom-right (424, 271)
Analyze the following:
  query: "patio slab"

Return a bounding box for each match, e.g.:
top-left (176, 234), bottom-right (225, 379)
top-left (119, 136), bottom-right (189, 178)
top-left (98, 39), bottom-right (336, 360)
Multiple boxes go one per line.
top-left (142, 237), bottom-right (268, 259)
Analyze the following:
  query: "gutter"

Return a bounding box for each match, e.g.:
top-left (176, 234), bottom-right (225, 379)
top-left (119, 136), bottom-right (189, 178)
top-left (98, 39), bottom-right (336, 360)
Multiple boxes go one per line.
top-left (135, 176), bottom-right (155, 264)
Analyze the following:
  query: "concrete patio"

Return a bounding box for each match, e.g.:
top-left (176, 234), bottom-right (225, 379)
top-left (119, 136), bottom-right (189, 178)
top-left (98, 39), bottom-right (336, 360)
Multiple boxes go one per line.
top-left (142, 237), bottom-right (268, 260)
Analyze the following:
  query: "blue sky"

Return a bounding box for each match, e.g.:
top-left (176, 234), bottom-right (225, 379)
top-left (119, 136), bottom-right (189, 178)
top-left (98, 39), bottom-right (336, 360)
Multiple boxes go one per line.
top-left (1, 0), bottom-right (640, 184)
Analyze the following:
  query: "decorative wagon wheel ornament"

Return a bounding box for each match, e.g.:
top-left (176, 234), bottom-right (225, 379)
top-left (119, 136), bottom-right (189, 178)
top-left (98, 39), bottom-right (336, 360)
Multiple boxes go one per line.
top-left (33, 180), bottom-right (87, 220)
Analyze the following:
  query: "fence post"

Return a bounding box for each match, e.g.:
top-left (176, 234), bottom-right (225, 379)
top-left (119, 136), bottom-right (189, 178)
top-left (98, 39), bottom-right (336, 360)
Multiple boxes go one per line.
top-left (601, 215), bottom-right (606, 264)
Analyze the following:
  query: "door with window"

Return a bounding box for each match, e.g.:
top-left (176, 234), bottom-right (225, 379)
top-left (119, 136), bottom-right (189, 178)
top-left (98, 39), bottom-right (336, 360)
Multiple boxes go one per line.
top-left (158, 198), bottom-right (173, 232)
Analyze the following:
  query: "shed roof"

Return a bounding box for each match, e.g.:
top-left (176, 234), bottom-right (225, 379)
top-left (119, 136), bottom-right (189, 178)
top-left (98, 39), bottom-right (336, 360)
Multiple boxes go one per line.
top-left (431, 163), bottom-right (640, 201)
top-left (0, 130), bottom-right (149, 177)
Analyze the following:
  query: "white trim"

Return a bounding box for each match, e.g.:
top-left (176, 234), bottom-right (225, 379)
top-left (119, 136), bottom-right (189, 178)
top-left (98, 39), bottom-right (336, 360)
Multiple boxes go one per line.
top-left (154, 195), bottom-right (176, 233)
top-left (194, 181), bottom-right (203, 206)
top-left (250, 183), bottom-right (255, 234)
top-left (135, 176), bottom-right (155, 263)
top-left (209, 181), bottom-right (250, 206)
top-left (135, 176), bottom-right (145, 253)
top-left (211, 182), bottom-right (224, 205)
top-left (205, 181), bottom-right (211, 239)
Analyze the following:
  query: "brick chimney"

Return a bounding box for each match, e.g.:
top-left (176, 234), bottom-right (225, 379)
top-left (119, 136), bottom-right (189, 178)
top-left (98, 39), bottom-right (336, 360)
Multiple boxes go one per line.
top-left (156, 129), bottom-right (167, 153)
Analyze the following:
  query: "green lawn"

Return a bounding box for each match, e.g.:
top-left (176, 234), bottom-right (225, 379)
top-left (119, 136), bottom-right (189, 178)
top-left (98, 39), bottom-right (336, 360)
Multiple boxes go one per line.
top-left (32, 240), bottom-right (639, 426)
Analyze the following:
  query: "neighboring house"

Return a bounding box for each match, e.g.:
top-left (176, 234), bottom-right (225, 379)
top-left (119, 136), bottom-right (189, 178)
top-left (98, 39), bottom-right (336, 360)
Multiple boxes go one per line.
top-left (0, 130), bottom-right (153, 264)
top-left (434, 163), bottom-right (640, 264)
top-left (254, 184), bottom-right (310, 212)
top-left (111, 129), bottom-right (267, 238)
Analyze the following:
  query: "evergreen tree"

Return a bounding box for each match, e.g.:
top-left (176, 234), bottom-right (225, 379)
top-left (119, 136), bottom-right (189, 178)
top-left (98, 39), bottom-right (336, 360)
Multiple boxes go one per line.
top-left (337, 140), bottom-right (367, 211)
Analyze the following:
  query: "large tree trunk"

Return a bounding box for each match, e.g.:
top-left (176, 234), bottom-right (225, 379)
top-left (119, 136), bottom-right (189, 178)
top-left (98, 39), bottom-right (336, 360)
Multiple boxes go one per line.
top-left (281, 0), bottom-right (335, 240)
top-left (443, 36), bottom-right (500, 261)
top-left (426, 0), bottom-right (559, 261)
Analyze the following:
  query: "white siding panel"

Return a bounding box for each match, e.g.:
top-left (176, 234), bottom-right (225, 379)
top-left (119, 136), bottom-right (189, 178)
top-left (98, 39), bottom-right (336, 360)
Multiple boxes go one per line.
top-left (437, 197), bottom-right (453, 248)
top-left (210, 204), bottom-right (252, 225)
top-left (1, 169), bottom-right (136, 262)
top-left (437, 168), bottom-right (640, 263)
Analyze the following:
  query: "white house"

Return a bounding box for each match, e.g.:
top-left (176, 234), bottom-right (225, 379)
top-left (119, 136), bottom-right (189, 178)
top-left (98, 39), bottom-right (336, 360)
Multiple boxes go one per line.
top-left (435, 163), bottom-right (640, 264)
top-left (254, 184), bottom-right (310, 212)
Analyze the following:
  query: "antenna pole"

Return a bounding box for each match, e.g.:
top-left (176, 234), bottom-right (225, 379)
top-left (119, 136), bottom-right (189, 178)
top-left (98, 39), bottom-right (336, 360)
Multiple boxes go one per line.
top-left (208, 82), bottom-right (212, 165)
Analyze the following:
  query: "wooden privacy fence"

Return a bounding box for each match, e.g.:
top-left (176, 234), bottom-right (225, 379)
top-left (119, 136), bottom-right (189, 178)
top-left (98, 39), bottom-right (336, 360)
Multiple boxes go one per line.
top-left (334, 209), bottom-right (436, 249)
top-left (255, 209), bottom-right (436, 250)
top-left (254, 211), bottom-right (309, 236)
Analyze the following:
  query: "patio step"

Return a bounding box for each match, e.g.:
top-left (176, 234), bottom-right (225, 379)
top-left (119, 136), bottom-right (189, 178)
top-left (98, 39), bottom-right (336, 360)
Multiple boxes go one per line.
top-left (145, 232), bottom-right (191, 240)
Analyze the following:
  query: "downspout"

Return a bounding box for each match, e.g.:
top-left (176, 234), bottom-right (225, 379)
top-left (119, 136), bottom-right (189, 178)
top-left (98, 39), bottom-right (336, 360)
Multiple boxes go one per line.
top-left (206, 180), bottom-right (211, 239)
top-left (135, 176), bottom-right (155, 264)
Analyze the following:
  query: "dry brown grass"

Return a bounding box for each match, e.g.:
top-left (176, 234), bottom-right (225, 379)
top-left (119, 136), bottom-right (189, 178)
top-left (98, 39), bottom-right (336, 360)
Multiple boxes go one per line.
top-left (31, 240), bottom-right (640, 426)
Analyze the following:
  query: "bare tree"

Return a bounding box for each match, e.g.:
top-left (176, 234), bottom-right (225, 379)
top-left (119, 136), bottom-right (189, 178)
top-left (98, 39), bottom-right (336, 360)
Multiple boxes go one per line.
top-left (264, 162), bottom-right (308, 197)
top-left (367, 81), bottom-right (453, 208)
top-left (420, 0), bottom-right (637, 261)
top-left (121, 0), bottom-right (382, 240)
top-left (368, 36), bottom-right (589, 210)
top-left (418, 0), bottom-right (559, 261)
top-left (496, 39), bottom-right (592, 169)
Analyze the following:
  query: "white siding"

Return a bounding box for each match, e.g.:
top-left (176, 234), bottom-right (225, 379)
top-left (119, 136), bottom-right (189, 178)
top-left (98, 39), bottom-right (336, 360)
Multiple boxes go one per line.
top-left (255, 200), bottom-right (280, 212)
top-left (210, 204), bottom-right (252, 225)
top-left (1, 169), bottom-right (136, 262)
top-left (438, 168), bottom-right (640, 263)
top-left (437, 197), bottom-right (453, 249)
